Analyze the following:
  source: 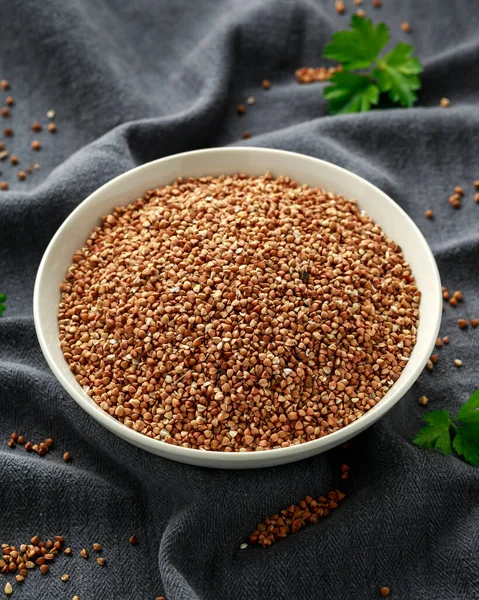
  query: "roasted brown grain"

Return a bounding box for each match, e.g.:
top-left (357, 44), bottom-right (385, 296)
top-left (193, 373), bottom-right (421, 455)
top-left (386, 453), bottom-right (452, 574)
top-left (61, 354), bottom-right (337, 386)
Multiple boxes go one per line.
top-left (249, 489), bottom-right (345, 546)
top-left (295, 66), bottom-right (342, 84)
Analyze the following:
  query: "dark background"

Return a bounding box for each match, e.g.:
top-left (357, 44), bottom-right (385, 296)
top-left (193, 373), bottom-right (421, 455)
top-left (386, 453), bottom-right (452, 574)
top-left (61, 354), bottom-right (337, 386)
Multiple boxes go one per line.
top-left (0, 1), bottom-right (478, 598)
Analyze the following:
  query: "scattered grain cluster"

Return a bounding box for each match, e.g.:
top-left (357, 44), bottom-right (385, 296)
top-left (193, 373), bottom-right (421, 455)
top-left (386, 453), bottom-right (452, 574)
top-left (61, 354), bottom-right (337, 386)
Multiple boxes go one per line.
top-left (248, 489), bottom-right (346, 547)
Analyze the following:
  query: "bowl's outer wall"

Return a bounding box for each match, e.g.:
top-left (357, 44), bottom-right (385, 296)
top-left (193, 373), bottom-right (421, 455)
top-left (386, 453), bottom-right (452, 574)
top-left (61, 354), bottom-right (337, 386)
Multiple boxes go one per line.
top-left (34, 148), bottom-right (442, 468)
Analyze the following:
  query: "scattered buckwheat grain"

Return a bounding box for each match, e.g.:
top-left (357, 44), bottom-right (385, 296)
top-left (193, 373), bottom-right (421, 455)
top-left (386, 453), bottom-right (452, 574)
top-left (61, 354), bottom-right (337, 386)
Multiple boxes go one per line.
top-left (295, 66), bottom-right (342, 83)
top-left (31, 140), bottom-right (41, 151)
top-left (418, 395), bottom-right (429, 406)
top-left (63, 452), bottom-right (72, 462)
top-left (241, 131), bottom-right (251, 139)
top-left (356, 8), bottom-right (365, 16)
top-left (471, 318), bottom-right (478, 327)
top-left (440, 98), bottom-right (450, 108)
top-left (61, 574), bottom-right (70, 582)
top-left (31, 122), bottom-right (42, 132)
top-left (58, 174), bottom-right (419, 452)
top-left (457, 319), bottom-right (468, 329)
top-left (335, 1), bottom-right (345, 14)
top-left (424, 210), bottom-right (433, 219)
top-left (454, 359), bottom-right (462, 367)
top-left (261, 79), bottom-right (271, 90)
top-left (380, 588), bottom-right (391, 597)
top-left (249, 489), bottom-right (345, 546)
top-left (448, 194), bottom-right (461, 209)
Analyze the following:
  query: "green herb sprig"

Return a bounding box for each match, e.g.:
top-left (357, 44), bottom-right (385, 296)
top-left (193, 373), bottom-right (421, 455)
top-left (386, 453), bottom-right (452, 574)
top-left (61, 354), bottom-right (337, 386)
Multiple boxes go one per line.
top-left (0, 293), bottom-right (6, 317)
top-left (323, 15), bottom-right (423, 115)
top-left (413, 390), bottom-right (479, 466)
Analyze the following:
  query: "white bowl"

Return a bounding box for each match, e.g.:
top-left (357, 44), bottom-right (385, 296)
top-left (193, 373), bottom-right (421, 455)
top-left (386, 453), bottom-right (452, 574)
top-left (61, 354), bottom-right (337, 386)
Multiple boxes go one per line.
top-left (34, 148), bottom-right (442, 469)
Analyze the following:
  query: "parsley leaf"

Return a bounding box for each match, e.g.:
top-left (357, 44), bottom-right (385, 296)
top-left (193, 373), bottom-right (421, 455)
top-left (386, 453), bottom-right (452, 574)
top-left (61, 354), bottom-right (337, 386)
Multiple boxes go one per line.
top-left (373, 44), bottom-right (423, 107)
top-left (0, 293), bottom-right (6, 317)
top-left (413, 410), bottom-right (452, 455)
top-left (456, 389), bottom-right (479, 424)
top-left (414, 390), bottom-right (479, 466)
top-left (322, 17), bottom-right (423, 115)
top-left (324, 15), bottom-right (389, 70)
top-left (453, 423), bottom-right (479, 467)
top-left (324, 72), bottom-right (380, 115)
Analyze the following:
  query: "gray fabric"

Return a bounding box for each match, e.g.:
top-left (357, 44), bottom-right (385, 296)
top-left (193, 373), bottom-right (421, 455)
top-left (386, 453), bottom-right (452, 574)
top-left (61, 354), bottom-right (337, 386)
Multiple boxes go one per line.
top-left (0, 0), bottom-right (478, 598)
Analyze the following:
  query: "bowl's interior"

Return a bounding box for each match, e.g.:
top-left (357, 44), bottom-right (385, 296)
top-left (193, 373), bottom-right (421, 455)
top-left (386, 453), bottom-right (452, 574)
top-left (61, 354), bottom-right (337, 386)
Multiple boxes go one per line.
top-left (34, 148), bottom-right (441, 467)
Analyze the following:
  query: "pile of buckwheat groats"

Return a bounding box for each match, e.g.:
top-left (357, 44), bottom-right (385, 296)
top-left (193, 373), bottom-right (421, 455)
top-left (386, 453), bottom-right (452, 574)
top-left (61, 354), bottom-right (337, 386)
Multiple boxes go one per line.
top-left (58, 173), bottom-right (420, 452)
top-left (248, 488), bottom-right (346, 547)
